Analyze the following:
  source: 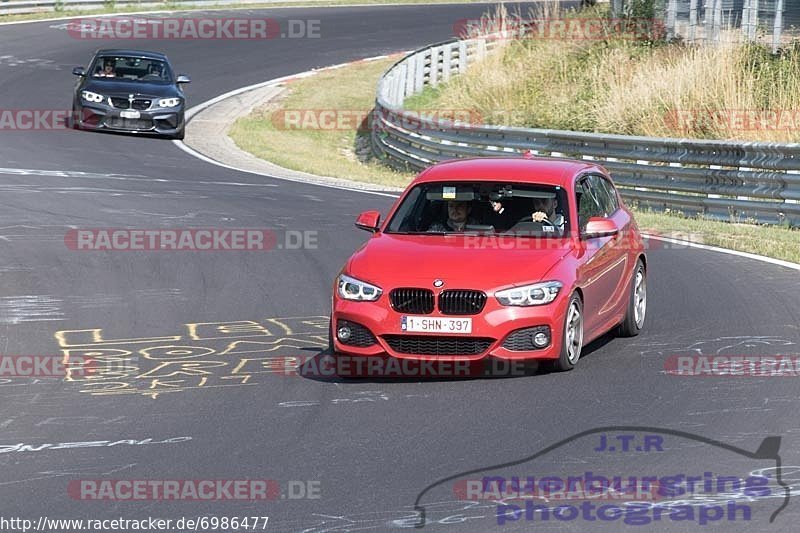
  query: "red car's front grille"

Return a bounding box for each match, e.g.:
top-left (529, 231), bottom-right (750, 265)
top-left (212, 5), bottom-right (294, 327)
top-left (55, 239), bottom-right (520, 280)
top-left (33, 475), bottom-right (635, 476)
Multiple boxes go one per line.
top-left (438, 290), bottom-right (486, 315)
top-left (383, 335), bottom-right (493, 356)
top-left (391, 288), bottom-right (487, 315)
top-left (390, 288), bottom-right (435, 314)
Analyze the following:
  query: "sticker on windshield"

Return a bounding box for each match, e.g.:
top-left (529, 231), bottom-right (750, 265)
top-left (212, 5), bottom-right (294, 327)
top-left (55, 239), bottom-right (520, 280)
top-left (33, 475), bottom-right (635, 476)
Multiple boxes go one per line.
top-left (443, 187), bottom-right (456, 199)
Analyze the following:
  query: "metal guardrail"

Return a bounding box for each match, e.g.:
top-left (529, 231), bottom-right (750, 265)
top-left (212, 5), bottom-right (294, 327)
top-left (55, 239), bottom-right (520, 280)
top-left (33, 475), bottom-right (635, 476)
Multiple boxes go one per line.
top-left (371, 35), bottom-right (800, 226)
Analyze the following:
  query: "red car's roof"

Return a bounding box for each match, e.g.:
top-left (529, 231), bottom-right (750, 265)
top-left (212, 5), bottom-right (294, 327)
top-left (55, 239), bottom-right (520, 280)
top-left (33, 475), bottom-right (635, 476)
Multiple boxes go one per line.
top-left (413, 157), bottom-right (606, 188)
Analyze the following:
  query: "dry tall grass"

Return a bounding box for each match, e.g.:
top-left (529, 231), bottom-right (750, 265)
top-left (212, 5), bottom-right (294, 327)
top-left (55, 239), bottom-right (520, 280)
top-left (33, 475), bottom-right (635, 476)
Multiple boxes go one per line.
top-left (421, 4), bottom-right (800, 142)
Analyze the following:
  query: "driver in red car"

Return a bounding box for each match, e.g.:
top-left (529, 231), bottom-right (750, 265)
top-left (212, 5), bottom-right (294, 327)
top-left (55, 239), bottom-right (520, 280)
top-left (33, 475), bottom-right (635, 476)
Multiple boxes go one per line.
top-left (531, 196), bottom-right (557, 223)
top-left (427, 200), bottom-right (477, 232)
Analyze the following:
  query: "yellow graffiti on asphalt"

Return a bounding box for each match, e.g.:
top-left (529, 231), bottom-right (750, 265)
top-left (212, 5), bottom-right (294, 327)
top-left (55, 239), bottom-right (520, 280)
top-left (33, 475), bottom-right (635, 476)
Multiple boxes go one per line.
top-left (54, 316), bottom-right (328, 399)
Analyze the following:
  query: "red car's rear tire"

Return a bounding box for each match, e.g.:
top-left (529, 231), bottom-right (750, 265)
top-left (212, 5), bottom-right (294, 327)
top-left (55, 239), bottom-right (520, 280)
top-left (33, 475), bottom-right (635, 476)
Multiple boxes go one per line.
top-left (618, 259), bottom-right (647, 337)
top-left (552, 293), bottom-right (584, 371)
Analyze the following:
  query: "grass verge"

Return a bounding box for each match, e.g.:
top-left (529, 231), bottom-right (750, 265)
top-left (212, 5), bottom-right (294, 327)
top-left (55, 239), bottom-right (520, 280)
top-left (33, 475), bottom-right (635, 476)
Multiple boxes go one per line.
top-left (229, 56), bottom-right (413, 187)
top-left (632, 209), bottom-right (799, 264)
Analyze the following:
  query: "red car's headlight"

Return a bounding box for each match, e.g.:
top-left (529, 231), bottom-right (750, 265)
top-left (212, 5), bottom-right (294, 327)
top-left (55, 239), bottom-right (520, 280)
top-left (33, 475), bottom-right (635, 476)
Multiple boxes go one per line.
top-left (337, 274), bottom-right (383, 302)
top-left (496, 281), bottom-right (562, 306)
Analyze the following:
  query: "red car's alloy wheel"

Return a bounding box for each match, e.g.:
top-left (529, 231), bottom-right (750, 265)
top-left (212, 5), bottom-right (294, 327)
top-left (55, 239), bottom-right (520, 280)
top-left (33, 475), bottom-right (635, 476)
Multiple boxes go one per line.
top-left (619, 260), bottom-right (647, 337)
top-left (554, 294), bottom-right (583, 371)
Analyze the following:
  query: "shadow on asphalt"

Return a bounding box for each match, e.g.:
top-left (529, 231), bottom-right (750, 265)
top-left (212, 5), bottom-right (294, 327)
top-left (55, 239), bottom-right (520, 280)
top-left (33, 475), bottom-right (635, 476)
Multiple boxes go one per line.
top-left (295, 330), bottom-right (618, 384)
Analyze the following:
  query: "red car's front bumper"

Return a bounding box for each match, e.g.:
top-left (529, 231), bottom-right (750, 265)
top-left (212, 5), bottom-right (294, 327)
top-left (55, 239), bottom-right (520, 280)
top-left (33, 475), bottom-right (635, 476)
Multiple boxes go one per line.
top-left (331, 292), bottom-right (570, 362)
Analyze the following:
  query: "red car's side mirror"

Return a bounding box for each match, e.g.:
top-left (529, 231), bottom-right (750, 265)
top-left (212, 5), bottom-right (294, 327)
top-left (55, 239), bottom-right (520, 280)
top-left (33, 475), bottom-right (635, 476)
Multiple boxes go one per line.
top-left (583, 217), bottom-right (619, 238)
top-left (355, 210), bottom-right (381, 233)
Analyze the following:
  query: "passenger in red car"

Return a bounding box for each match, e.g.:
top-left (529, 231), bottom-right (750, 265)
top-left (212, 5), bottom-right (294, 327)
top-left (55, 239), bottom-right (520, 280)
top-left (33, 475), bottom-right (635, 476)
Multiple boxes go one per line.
top-left (427, 200), bottom-right (477, 232)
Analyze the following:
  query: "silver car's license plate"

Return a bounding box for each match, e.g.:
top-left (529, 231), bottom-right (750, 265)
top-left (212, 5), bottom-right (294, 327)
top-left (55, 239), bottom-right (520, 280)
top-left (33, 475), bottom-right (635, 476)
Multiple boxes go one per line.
top-left (120, 110), bottom-right (141, 119)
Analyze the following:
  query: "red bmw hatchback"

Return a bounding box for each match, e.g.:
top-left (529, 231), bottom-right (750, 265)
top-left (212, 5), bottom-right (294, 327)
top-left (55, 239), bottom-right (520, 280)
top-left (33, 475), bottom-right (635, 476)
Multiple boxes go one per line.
top-left (331, 157), bottom-right (647, 371)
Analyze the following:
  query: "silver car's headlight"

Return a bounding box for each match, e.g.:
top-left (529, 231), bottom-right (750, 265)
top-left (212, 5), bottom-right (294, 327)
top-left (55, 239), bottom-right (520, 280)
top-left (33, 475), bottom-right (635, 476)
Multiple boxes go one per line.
top-left (158, 98), bottom-right (181, 108)
top-left (337, 274), bottom-right (382, 301)
top-left (496, 281), bottom-right (562, 306)
top-left (81, 91), bottom-right (104, 103)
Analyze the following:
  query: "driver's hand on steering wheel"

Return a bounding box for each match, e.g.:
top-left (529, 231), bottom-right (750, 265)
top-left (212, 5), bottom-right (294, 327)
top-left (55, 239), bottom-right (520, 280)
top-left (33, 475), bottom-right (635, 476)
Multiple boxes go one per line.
top-left (531, 211), bottom-right (549, 222)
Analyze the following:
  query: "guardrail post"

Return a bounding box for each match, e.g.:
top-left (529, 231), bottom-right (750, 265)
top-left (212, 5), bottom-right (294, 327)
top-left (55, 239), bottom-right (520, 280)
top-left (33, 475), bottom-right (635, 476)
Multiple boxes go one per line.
top-left (442, 43), bottom-right (453, 82)
top-left (414, 51), bottom-right (426, 93)
top-left (423, 48), bottom-right (432, 86)
top-left (404, 55), bottom-right (416, 98)
top-left (610, 0), bottom-right (623, 18)
top-left (666, 0), bottom-right (678, 40)
top-left (688, 0), bottom-right (698, 43)
top-left (475, 39), bottom-right (487, 62)
top-left (743, 0), bottom-right (751, 40)
top-left (745, 0), bottom-right (760, 41)
top-left (397, 62), bottom-right (409, 103)
top-left (429, 46), bottom-right (440, 87)
top-left (393, 72), bottom-right (404, 107)
top-left (773, 0), bottom-right (784, 53)
top-left (712, 0), bottom-right (723, 43)
top-left (458, 41), bottom-right (468, 74)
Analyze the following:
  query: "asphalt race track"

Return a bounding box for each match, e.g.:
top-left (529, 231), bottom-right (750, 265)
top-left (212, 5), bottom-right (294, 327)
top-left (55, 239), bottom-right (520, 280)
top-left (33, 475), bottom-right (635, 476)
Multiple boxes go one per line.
top-left (1, 3), bottom-right (799, 532)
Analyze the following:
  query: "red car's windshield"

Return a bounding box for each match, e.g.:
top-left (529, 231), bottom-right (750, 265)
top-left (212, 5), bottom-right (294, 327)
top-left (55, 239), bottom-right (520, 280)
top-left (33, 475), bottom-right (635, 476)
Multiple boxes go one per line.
top-left (385, 182), bottom-right (571, 236)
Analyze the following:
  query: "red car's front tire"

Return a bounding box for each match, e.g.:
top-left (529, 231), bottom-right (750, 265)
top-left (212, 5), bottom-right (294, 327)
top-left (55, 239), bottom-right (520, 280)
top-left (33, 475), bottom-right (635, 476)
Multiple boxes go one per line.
top-left (552, 293), bottom-right (584, 371)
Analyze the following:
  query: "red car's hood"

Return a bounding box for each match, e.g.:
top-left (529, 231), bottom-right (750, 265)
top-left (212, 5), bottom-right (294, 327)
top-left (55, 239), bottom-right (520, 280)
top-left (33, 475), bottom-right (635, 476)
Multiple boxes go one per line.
top-left (346, 233), bottom-right (573, 289)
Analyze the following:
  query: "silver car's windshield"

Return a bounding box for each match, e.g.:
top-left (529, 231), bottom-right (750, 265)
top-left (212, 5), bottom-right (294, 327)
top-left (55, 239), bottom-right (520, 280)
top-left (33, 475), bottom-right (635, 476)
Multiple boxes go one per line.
top-left (90, 56), bottom-right (173, 83)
